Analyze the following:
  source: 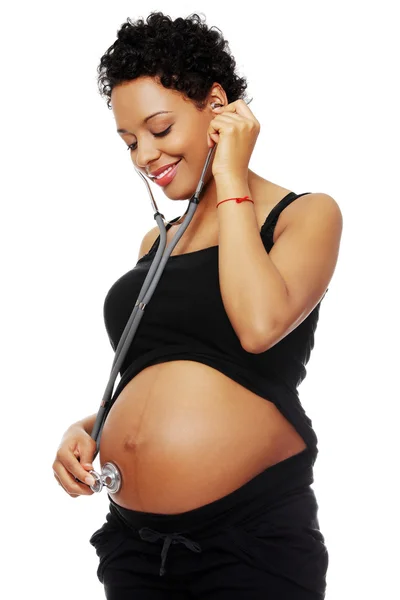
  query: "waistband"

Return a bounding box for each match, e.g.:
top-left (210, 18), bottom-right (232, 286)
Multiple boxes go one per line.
top-left (108, 446), bottom-right (314, 537)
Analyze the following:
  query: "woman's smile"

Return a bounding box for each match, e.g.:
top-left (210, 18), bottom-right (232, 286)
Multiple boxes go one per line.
top-left (152, 158), bottom-right (182, 186)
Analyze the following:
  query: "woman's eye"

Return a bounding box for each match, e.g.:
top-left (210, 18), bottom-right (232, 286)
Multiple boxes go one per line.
top-left (126, 126), bottom-right (172, 151)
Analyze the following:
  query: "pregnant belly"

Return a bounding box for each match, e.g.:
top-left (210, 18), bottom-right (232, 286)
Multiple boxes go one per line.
top-left (99, 360), bottom-right (307, 514)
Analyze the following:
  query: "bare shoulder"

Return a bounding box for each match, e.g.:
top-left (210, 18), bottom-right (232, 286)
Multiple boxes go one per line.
top-left (286, 192), bottom-right (342, 225)
top-left (269, 187), bottom-right (342, 232)
top-left (137, 225), bottom-right (160, 261)
top-left (279, 192), bottom-right (343, 257)
top-left (254, 177), bottom-right (342, 244)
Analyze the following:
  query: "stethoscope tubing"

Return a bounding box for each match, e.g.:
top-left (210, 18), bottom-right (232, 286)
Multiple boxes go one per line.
top-left (90, 145), bottom-right (217, 459)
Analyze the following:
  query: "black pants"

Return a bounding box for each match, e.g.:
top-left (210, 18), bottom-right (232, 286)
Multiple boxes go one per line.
top-left (89, 447), bottom-right (329, 599)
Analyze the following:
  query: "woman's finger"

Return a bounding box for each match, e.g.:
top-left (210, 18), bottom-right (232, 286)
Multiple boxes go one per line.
top-left (53, 461), bottom-right (94, 496)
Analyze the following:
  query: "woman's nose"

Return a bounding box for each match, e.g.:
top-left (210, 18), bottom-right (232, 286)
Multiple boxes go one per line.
top-left (135, 147), bottom-right (161, 171)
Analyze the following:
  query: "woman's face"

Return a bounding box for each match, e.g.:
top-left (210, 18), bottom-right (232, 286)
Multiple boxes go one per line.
top-left (111, 76), bottom-right (226, 201)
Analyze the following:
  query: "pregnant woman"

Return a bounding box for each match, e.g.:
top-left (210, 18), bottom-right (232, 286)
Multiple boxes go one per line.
top-left (52, 11), bottom-right (342, 600)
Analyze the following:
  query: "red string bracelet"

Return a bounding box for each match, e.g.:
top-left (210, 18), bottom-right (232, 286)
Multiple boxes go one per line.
top-left (216, 195), bottom-right (254, 208)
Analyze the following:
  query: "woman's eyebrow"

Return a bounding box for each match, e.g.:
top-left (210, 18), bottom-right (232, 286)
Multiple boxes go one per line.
top-left (117, 111), bottom-right (173, 134)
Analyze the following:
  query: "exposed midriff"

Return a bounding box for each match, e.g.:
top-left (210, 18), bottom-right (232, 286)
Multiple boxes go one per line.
top-left (99, 359), bottom-right (307, 515)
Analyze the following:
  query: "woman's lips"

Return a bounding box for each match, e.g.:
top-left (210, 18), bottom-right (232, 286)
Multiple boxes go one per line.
top-left (152, 159), bottom-right (182, 186)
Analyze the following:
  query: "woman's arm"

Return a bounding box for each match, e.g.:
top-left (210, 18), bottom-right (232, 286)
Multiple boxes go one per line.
top-left (75, 412), bottom-right (97, 435)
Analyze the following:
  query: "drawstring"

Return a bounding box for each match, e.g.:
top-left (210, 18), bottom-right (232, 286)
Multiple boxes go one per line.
top-left (139, 526), bottom-right (202, 577)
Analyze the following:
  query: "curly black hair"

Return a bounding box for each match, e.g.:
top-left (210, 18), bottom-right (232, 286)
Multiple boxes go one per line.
top-left (97, 11), bottom-right (252, 111)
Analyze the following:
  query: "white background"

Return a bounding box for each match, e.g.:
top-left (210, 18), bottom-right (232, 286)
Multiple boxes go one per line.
top-left (2, 1), bottom-right (399, 598)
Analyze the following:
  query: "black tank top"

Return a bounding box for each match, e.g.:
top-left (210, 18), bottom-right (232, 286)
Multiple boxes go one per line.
top-left (103, 192), bottom-right (329, 465)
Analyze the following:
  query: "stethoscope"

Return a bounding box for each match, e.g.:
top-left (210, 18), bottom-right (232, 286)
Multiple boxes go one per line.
top-left (81, 144), bottom-right (217, 494)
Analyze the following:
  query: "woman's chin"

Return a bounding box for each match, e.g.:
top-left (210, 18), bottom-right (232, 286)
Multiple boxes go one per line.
top-left (162, 185), bottom-right (197, 202)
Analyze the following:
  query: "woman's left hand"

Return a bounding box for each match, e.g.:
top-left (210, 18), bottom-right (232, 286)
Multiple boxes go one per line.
top-left (208, 99), bottom-right (260, 179)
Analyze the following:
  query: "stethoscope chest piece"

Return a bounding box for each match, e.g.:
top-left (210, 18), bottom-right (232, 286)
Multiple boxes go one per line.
top-left (89, 462), bottom-right (121, 494)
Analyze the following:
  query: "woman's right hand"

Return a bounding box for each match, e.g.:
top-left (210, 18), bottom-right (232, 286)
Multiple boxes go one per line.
top-left (52, 423), bottom-right (98, 497)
